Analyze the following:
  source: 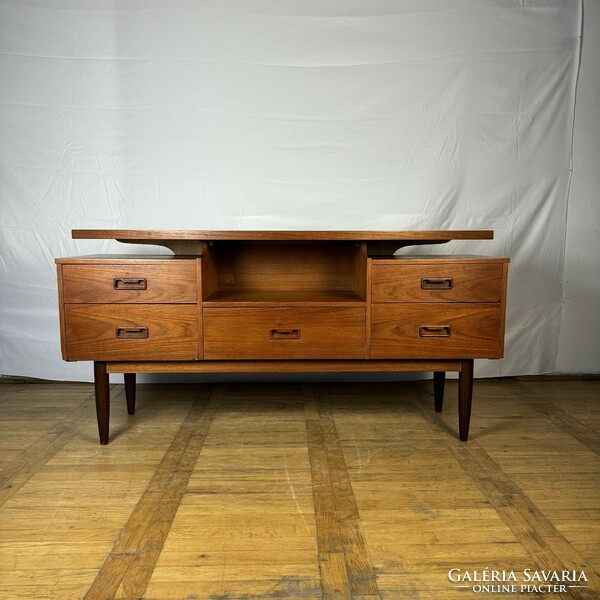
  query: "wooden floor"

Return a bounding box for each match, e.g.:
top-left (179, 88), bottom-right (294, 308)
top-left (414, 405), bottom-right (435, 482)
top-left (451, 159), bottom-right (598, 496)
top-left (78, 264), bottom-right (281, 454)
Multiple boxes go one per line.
top-left (0, 378), bottom-right (598, 599)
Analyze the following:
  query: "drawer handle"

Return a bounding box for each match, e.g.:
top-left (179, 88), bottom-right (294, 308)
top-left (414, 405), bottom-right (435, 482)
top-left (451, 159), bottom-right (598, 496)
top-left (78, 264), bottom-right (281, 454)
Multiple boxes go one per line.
top-left (116, 327), bottom-right (149, 339)
top-left (421, 277), bottom-right (453, 290)
top-left (114, 278), bottom-right (147, 290)
top-left (269, 328), bottom-right (301, 340)
top-left (419, 326), bottom-right (451, 337)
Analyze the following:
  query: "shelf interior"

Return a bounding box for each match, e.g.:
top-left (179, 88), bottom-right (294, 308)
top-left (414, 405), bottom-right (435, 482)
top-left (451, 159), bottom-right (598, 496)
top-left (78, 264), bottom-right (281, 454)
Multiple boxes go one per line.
top-left (202, 241), bottom-right (367, 302)
top-left (203, 289), bottom-right (365, 305)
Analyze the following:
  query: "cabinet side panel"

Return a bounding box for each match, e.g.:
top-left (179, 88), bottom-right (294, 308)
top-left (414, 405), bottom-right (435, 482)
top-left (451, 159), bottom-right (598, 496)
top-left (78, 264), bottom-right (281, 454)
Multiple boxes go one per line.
top-left (498, 262), bottom-right (509, 358)
top-left (352, 242), bottom-right (368, 299)
top-left (201, 246), bottom-right (218, 300)
top-left (366, 257), bottom-right (372, 359)
top-left (197, 258), bottom-right (204, 360)
top-left (56, 263), bottom-right (67, 360)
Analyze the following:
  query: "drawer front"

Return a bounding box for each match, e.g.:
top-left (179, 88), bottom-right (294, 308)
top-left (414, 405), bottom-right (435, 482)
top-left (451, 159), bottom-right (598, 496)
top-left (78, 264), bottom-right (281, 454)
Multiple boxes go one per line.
top-left (203, 307), bottom-right (366, 360)
top-left (371, 304), bottom-right (502, 359)
top-left (61, 262), bottom-right (197, 303)
top-left (372, 263), bottom-right (503, 303)
top-left (64, 304), bottom-right (199, 360)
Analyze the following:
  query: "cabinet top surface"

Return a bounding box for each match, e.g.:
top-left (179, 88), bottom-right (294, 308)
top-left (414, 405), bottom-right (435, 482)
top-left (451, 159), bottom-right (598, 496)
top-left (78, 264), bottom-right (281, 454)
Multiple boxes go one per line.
top-left (72, 229), bottom-right (494, 242)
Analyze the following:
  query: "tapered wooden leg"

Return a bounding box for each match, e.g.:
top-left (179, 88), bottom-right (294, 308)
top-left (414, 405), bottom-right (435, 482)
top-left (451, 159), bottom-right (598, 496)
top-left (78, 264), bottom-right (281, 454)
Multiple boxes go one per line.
top-left (93, 361), bottom-right (110, 445)
top-left (124, 373), bottom-right (136, 415)
top-left (458, 359), bottom-right (474, 442)
top-left (433, 371), bottom-right (445, 413)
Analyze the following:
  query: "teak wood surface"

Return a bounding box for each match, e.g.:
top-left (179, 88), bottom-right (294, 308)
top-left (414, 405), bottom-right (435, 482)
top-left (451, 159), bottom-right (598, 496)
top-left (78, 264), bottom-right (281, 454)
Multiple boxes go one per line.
top-left (203, 307), bottom-right (367, 360)
top-left (61, 262), bottom-right (198, 304)
top-left (72, 229), bottom-right (494, 241)
top-left (371, 262), bottom-right (505, 303)
top-left (70, 230), bottom-right (496, 257)
top-left (370, 304), bottom-right (503, 359)
top-left (64, 304), bottom-right (200, 361)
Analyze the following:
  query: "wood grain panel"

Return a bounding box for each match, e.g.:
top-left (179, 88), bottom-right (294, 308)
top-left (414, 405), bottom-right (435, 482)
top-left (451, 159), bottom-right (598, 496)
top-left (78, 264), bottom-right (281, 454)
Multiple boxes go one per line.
top-left (202, 290), bottom-right (364, 305)
top-left (62, 262), bottom-right (197, 303)
top-left (72, 229), bottom-right (494, 241)
top-left (203, 307), bottom-right (366, 360)
top-left (200, 246), bottom-right (218, 300)
top-left (196, 259), bottom-right (204, 360)
top-left (372, 263), bottom-right (504, 303)
top-left (211, 242), bottom-right (358, 294)
top-left (64, 304), bottom-right (199, 361)
top-left (106, 360), bottom-right (462, 373)
top-left (371, 304), bottom-right (502, 359)
top-left (56, 263), bottom-right (67, 360)
top-left (352, 242), bottom-right (368, 300)
top-left (365, 258), bottom-right (373, 359)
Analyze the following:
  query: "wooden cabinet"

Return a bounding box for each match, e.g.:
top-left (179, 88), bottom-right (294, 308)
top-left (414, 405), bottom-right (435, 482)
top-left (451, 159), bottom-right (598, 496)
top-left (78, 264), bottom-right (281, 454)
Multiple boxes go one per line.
top-left (55, 230), bottom-right (509, 444)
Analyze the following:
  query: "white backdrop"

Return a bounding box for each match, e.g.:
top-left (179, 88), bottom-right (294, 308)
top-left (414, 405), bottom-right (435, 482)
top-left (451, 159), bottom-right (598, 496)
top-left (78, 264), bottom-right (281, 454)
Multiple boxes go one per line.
top-left (0, 0), bottom-right (583, 381)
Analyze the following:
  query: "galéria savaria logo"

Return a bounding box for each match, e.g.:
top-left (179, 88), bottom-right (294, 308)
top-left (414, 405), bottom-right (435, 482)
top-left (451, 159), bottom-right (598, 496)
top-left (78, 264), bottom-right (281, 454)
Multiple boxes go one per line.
top-left (448, 569), bottom-right (588, 594)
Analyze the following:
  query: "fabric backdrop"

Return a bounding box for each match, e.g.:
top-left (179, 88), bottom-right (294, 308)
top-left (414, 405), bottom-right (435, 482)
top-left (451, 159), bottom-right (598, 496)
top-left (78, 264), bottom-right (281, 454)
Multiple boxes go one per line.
top-left (0, 0), bottom-right (582, 381)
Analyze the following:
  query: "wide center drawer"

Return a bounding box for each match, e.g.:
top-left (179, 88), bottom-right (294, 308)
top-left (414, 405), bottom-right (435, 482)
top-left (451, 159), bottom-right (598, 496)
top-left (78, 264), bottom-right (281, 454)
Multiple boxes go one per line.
top-left (61, 262), bottom-right (198, 303)
top-left (203, 307), bottom-right (366, 360)
top-left (64, 304), bottom-right (199, 361)
top-left (372, 263), bottom-right (504, 303)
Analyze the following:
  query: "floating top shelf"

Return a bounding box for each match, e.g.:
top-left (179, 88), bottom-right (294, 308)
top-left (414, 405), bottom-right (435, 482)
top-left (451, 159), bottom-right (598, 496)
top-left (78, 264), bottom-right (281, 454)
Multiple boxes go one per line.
top-left (71, 230), bottom-right (494, 256)
top-left (72, 229), bottom-right (493, 242)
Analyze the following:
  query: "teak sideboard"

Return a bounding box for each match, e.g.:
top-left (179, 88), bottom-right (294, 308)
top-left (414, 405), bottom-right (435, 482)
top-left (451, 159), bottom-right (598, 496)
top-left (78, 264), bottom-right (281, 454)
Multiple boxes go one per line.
top-left (55, 230), bottom-right (509, 444)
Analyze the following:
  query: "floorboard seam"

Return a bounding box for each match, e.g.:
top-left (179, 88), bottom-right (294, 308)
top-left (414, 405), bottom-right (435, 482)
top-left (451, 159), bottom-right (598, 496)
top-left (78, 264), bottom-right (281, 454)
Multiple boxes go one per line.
top-left (0, 386), bottom-right (98, 506)
top-left (83, 386), bottom-right (221, 600)
top-left (413, 388), bottom-right (600, 600)
top-left (305, 384), bottom-right (381, 600)
top-left (509, 381), bottom-right (600, 455)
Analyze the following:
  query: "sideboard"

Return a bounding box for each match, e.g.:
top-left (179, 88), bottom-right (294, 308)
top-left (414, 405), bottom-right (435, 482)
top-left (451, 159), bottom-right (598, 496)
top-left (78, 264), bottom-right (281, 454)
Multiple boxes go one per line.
top-left (55, 230), bottom-right (509, 444)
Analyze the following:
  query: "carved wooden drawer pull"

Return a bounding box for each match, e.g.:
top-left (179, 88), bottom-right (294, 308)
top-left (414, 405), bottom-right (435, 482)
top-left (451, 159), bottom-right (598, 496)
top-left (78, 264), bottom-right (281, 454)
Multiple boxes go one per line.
top-left (421, 277), bottom-right (453, 290)
top-left (114, 278), bottom-right (147, 290)
top-left (269, 328), bottom-right (301, 340)
top-left (116, 327), bottom-right (149, 339)
top-left (419, 325), bottom-right (451, 337)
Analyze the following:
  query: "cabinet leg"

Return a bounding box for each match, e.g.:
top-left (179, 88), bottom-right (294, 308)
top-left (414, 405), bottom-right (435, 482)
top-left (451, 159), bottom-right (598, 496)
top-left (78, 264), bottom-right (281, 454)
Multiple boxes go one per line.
top-left (124, 373), bottom-right (136, 415)
top-left (93, 361), bottom-right (110, 445)
top-left (458, 359), bottom-right (474, 442)
top-left (433, 371), bottom-right (445, 413)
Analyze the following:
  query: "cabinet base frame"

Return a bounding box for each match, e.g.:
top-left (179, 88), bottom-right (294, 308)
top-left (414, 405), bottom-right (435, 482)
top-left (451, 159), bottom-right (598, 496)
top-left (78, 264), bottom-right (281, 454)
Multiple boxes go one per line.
top-left (94, 359), bottom-right (474, 445)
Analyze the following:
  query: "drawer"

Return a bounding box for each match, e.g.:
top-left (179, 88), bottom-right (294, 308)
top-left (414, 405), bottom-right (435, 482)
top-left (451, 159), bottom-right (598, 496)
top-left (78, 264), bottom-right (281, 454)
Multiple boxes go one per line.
top-left (371, 263), bottom-right (503, 303)
top-left (61, 262), bottom-right (197, 303)
top-left (203, 307), bottom-right (366, 360)
top-left (64, 304), bottom-right (199, 361)
top-left (371, 304), bottom-right (502, 359)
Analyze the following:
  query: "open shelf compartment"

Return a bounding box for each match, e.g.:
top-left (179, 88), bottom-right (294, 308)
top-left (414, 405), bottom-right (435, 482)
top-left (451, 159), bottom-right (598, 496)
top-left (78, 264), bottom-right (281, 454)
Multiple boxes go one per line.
top-left (201, 241), bottom-right (367, 305)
